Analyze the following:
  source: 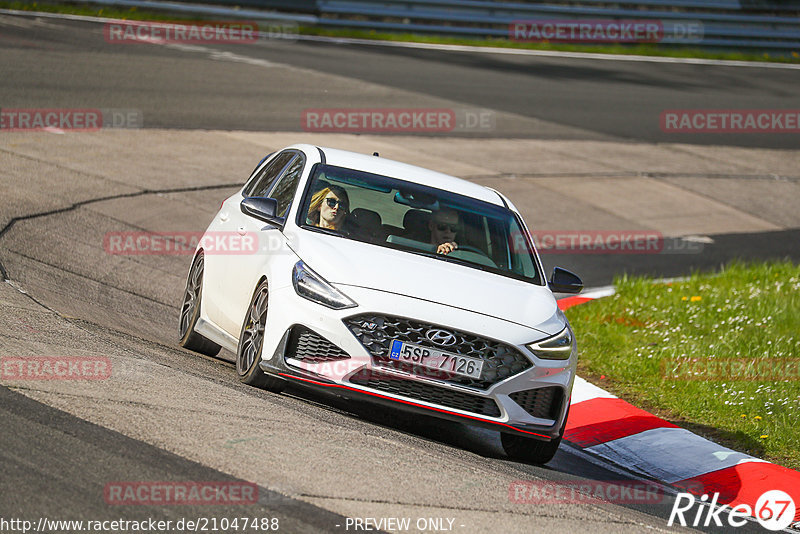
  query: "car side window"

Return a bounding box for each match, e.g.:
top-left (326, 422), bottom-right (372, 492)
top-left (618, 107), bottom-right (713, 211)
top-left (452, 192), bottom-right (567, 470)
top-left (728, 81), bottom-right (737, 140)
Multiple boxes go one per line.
top-left (268, 154), bottom-right (306, 218)
top-left (244, 151), bottom-right (295, 198)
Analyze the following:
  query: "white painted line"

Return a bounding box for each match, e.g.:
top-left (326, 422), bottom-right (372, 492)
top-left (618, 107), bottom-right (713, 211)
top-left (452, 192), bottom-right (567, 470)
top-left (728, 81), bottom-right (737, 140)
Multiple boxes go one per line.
top-left (681, 235), bottom-right (715, 244)
top-left (164, 43), bottom-right (278, 67)
top-left (0, 8), bottom-right (132, 25)
top-left (2, 8), bottom-right (800, 70)
top-left (570, 375), bottom-right (617, 405)
top-left (580, 286), bottom-right (616, 299)
top-left (294, 34), bottom-right (800, 71)
top-left (585, 426), bottom-right (766, 484)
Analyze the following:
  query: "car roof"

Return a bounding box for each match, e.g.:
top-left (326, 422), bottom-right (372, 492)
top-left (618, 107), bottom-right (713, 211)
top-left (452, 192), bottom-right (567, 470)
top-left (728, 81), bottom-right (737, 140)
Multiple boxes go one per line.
top-left (287, 144), bottom-right (504, 206)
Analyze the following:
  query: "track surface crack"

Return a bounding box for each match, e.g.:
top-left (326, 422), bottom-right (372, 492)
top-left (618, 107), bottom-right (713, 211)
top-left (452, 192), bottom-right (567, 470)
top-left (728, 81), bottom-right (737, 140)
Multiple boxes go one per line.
top-left (0, 182), bottom-right (239, 281)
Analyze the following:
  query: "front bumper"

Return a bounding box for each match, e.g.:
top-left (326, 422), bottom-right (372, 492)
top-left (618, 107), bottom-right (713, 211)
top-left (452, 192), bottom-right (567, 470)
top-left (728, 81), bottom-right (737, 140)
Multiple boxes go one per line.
top-left (259, 284), bottom-right (576, 439)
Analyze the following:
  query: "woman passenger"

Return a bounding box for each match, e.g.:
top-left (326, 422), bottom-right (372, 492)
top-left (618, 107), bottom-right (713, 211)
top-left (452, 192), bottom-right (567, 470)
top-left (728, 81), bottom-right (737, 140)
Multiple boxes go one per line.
top-left (307, 185), bottom-right (350, 231)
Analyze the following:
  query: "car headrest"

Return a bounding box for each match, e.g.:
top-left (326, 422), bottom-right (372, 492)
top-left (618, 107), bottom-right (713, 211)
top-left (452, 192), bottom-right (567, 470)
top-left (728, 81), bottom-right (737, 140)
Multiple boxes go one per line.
top-left (403, 209), bottom-right (430, 239)
top-left (350, 208), bottom-right (382, 232)
top-left (403, 210), bottom-right (431, 231)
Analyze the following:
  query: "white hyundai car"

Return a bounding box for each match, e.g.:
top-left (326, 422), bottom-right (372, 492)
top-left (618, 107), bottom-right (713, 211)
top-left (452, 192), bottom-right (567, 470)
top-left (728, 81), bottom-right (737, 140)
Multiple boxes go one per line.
top-left (179, 144), bottom-right (583, 464)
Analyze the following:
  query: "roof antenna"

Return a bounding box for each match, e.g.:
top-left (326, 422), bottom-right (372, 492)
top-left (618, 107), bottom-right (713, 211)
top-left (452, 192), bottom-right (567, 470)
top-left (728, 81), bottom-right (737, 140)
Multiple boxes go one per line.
top-left (373, 152), bottom-right (379, 157)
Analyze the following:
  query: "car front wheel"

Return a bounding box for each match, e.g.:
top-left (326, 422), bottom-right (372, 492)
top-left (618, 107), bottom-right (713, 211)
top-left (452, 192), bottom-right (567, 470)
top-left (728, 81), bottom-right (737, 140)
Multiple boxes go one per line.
top-left (236, 279), bottom-right (286, 393)
top-left (501, 407), bottom-right (569, 465)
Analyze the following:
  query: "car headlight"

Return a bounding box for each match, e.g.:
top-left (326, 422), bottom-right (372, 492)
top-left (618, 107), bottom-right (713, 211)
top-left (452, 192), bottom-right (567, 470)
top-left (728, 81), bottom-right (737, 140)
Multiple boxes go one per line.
top-left (526, 326), bottom-right (573, 360)
top-left (292, 261), bottom-right (357, 310)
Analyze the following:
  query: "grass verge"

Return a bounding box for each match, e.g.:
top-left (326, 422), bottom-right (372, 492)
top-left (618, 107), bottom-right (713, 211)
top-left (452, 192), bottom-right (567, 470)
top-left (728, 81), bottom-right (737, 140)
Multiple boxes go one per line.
top-left (1, 1), bottom-right (798, 64)
top-left (565, 260), bottom-right (800, 470)
top-left (0, 0), bottom-right (187, 21)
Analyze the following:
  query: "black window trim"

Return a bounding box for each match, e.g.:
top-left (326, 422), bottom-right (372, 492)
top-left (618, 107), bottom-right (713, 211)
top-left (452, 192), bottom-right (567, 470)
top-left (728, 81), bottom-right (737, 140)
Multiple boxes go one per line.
top-left (242, 149), bottom-right (300, 198)
top-left (264, 151), bottom-right (307, 221)
top-left (247, 151), bottom-right (274, 181)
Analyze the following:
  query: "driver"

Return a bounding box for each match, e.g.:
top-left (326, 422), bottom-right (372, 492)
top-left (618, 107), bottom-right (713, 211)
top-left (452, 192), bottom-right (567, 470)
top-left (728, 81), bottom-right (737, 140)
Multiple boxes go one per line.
top-left (429, 208), bottom-right (460, 255)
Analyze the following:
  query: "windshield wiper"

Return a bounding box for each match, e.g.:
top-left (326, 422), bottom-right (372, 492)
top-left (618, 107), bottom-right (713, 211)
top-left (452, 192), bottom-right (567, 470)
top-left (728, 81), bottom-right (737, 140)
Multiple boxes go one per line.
top-left (411, 250), bottom-right (491, 272)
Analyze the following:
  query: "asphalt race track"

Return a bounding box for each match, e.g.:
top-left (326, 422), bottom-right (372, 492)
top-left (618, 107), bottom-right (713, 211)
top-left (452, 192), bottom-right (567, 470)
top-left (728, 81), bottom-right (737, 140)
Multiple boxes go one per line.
top-left (2, 13), bottom-right (800, 147)
top-left (1, 11), bottom-right (798, 534)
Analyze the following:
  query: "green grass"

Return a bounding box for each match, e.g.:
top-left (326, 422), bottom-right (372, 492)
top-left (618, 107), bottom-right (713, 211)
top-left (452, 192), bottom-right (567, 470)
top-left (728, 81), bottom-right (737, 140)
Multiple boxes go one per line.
top-left (565, 260), bottom-right (800, 470)
top-left (3, 1), bottom-right (799, 64)
top-left (0, 1), bottom-right (202, 21)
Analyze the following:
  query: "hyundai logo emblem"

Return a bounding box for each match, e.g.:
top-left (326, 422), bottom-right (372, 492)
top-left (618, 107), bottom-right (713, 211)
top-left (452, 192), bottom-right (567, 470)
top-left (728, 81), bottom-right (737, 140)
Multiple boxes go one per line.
top-left (426, 328), bottom-right (457, 346)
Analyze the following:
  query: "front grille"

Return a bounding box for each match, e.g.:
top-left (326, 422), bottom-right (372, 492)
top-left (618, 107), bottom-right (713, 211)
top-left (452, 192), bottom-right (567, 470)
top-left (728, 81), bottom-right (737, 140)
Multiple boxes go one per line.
top-left (344, 314), bottom-right (532, 389)
top-left (509, 387), bottom-right (563, 420)
top-left (349, 369), bottom-right (501, 417)
top-left (285, 326), bottom-right (350, 363)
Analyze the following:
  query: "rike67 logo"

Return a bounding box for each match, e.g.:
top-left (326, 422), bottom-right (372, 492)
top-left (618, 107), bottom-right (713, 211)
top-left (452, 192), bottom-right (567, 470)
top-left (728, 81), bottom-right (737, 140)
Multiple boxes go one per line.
top-left (668, 490), bottom-right (796, 531)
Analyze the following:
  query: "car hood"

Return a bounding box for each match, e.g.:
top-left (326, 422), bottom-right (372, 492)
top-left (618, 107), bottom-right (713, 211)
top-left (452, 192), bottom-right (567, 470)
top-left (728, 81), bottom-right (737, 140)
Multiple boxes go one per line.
top-left (287, 230), bottom-right (561, 335)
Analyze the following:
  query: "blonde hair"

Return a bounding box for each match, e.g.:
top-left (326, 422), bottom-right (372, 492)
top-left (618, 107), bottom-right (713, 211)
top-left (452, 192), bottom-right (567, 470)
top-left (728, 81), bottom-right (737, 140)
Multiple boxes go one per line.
top-left (307, 185), bottom-right (350, 228)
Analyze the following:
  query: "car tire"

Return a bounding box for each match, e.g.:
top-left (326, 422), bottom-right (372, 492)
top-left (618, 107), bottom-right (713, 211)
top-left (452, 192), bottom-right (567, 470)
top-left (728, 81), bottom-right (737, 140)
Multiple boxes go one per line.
top-left (236, 279), bottom-right (286, 393)
top-left (179, 252), bottom-right (221, 357)
top-left (501, 407), bottom-right (569, 465)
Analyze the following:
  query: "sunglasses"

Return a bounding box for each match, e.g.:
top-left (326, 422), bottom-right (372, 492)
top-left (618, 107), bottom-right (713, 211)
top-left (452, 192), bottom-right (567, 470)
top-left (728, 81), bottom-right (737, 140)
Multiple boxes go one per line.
top-left (325, 198), bottom-right (348, 210)
top-left (435, 223), bottom-right (458, 232)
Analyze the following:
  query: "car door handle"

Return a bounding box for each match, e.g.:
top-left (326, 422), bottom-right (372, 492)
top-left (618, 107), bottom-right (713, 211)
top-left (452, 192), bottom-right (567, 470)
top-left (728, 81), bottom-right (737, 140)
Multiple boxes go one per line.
top-left (237, 226), bottom-right (247, 236)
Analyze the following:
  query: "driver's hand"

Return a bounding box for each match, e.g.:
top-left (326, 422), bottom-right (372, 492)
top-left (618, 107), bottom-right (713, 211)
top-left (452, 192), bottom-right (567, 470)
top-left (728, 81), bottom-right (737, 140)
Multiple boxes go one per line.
top-left (437, 241), bottom-right (458, 255)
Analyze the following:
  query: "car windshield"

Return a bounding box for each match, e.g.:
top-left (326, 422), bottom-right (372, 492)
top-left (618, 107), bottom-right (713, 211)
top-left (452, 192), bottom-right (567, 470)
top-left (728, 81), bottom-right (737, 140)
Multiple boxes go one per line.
top-left (297, 164), bottom-right (543, 285)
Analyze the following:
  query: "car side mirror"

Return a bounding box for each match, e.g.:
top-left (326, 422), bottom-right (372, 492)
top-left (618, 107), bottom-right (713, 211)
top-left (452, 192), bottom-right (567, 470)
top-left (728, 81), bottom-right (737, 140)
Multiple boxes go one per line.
top-left (549, 267), bottom-right (583, 294)
top-left (240, 196), bottom-right (283, 226)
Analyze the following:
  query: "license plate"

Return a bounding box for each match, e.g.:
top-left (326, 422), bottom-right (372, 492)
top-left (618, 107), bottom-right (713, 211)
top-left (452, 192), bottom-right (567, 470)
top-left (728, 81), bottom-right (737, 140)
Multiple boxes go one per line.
top-left (388, 340), bottom-right (484, 380)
